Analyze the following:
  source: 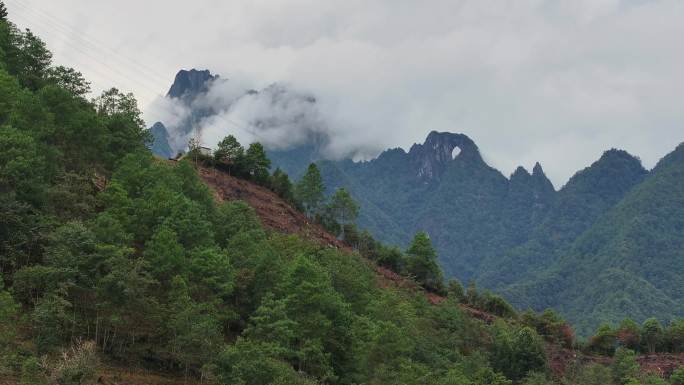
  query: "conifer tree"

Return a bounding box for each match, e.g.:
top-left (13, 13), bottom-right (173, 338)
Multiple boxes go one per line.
top-left (295, 163), bottom-right (325, 218)
top-left (405, 231), bottom-right (444, 292)
top-left (642, 318), bottom-right (663, 354)
top-left (328, 187), bottom-right (359, 238)
top-left (214, 135), bottom-right (244, 174)
top-left (244, 142), bottom-right (271, 183)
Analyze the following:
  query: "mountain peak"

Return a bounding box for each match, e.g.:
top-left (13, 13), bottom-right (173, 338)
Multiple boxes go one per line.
top-left (598, 148), bottom-right (641, 164)
top-left (561, 147), bottom-right (646, 200)
top-left (413, 131), bottom-right (481, 159)
top-left (511, 166), bottom-right (531, 181)
top-left (167, 69), bottom-right (219, 99)
top-left (408, 131), bottom-right (483, 180)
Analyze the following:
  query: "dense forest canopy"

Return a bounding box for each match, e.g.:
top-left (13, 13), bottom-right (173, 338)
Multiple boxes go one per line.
top-left (1, 6), bottom-right (684, 385)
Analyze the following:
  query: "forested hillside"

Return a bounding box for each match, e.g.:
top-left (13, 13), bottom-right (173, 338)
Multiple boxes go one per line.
top-left (504, 143), bottom-right (684, 335)
top-left (0, 10), bottom-right (597, 385)
top-left (4, 4), bottom-right (684, 383)
top-left (149, 67), bottom-right (684, 337)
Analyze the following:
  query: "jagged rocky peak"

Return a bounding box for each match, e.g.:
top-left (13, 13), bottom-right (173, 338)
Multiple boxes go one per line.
top-left (149, 122), bottom-right (173, 159)
top-left (531, 162), bottom-right (555, 191)
top-left (510, 166), bottom-right (531, 182)
top-left (510, 162), bottom-right (555, 200)
top-left (409, 131), bottom-right (483, 180)
top-left (167, 69), bottom-right (219, 99)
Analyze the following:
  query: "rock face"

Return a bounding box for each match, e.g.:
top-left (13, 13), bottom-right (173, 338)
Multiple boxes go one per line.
top-left (149, 69), bottom-right (220, 158)
top-left (149, 69), bottom-right (330, 166)
top-left (167, 69), bottom-right (218, 99)
top-left (149, 122), bottom-right (173, 159)
top-left (148, 69), bottom-right (684, 334)
top-left (408, 131), bottom-right (482, 181)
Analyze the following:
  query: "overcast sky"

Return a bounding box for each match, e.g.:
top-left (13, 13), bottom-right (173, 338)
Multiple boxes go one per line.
top-left (8, 0), bottom-right (684, 186)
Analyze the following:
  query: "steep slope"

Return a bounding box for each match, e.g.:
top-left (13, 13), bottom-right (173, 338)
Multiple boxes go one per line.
top-left (196, 166), bottom-right (345, 249)
top-left (504, 143), bottom-right (684, 335)
top-left (478, 149), bottom-right (648, 288)
top-left (150, 68), bottom-right (684, 334)
top-left (317, 131), bottom-right (559, 281)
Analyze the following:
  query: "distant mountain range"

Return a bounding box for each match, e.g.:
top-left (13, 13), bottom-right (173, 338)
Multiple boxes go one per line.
top-left (150, 69), bottom-right (684, 335)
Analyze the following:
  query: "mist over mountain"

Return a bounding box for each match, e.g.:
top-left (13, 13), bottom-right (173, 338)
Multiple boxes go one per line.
top-left (9, 4), bottom-right (684, 383)
top-left (149, 69), bottom-right (684, 334)
top-left (148, 69), bottom-right (383, 166)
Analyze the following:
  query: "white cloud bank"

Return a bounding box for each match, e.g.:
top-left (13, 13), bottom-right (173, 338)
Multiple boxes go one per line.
top-left (11, 0), bottom-right (684, 186)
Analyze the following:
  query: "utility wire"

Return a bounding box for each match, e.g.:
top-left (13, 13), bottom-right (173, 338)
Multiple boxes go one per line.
top-left (6, 0), bottom-right (258, 146)
top-left (6, 0), bottom-right (171, 86)
top-left (5, 2), bottom-right (170, 107)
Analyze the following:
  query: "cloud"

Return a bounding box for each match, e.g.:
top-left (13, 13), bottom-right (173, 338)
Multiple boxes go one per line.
top-left (13, 0), bottom-right (684, 186)
top-left (199, 82), bottom-right (330, 153)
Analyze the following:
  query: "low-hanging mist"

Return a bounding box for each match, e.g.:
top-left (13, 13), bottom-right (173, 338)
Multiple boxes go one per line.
top-left (146, 74), bottom-right (391, 162)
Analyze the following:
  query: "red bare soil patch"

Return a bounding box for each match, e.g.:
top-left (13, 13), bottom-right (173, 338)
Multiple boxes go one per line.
top-left (199, 165), bottom-right (684, 382)
top-left (638, 353), bottom-right (684, 377)
top-left (546, 349), bottom-right (684, 379)
top-left (198, 167), bottom-right (348, 250)
top-left (197, 167), bottom-right (456, 305)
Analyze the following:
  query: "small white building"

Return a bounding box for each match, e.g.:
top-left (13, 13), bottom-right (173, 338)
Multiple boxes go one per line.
top-left (199, 146), bottom-right (212, 156)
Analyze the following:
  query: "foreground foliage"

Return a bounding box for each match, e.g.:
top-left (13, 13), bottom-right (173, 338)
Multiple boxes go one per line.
top-left (1, 7), bottom-right (683, 385)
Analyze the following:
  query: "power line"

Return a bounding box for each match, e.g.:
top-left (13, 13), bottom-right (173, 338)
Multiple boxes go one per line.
top-left (7, 11), bottom-right (165, 99)
top-left (6, 0), bottom-right (171, 86)
top-left (5, 0), bottom-right (256, 146)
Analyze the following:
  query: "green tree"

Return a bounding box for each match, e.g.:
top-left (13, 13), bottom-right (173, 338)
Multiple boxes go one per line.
top-left (244, 142), bottom-right (271, 184)
top-left (143, 225), bottom-right (186, 283)
top-left (0, 126), bottom-right (47, 204)
top-left (405, 231), bottom-right (444, 292)
top-left (511, 327), bottom-right (547, 381)
top-left (280, 255), bottom-right (350, 382)
top-left (32, 293), bottom-right (72, 353)
top-left (642, 318), bottom-right (663, 354)
top-left (214, 135), bottom-right (244, 174)
top-left (168, 276), bottom-right (222, 379)
top-left (617, 318), bottom-right (641, 351)
top-left (447, 279), bottom-right (465, 302)
top-left (612, 348), bottom-right (639, 385)
top-left (17, 30), bottom-right (52, 90)
top-left (295, 163), bottom-right (325, 218)
top-left (588, 323), bottom-right (617, 356)
top-left (328, 188), bottom-right (359, 239)
top-left (270, 168), bottom-right (297, 204)
top-left (667, 318), bottom-right (684, 353)
top-left (0, 2), bottom-right (7, 21)
top-left (212, 201), bottom-right (263, 247)
top-left (47, 66), bottom-right (90, 97)
top-left (243, 293), bottom-right (297, 355)
top-left (490, 323), bottom-right (547, 382)
top-left (376, 246), bottom-right (404, 273)
top-left (215, 339), bottom-right (317, 385)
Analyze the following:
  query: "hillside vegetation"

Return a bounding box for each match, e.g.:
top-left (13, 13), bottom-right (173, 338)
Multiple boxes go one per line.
top-left (3, 7), bottom-right (684, 385)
